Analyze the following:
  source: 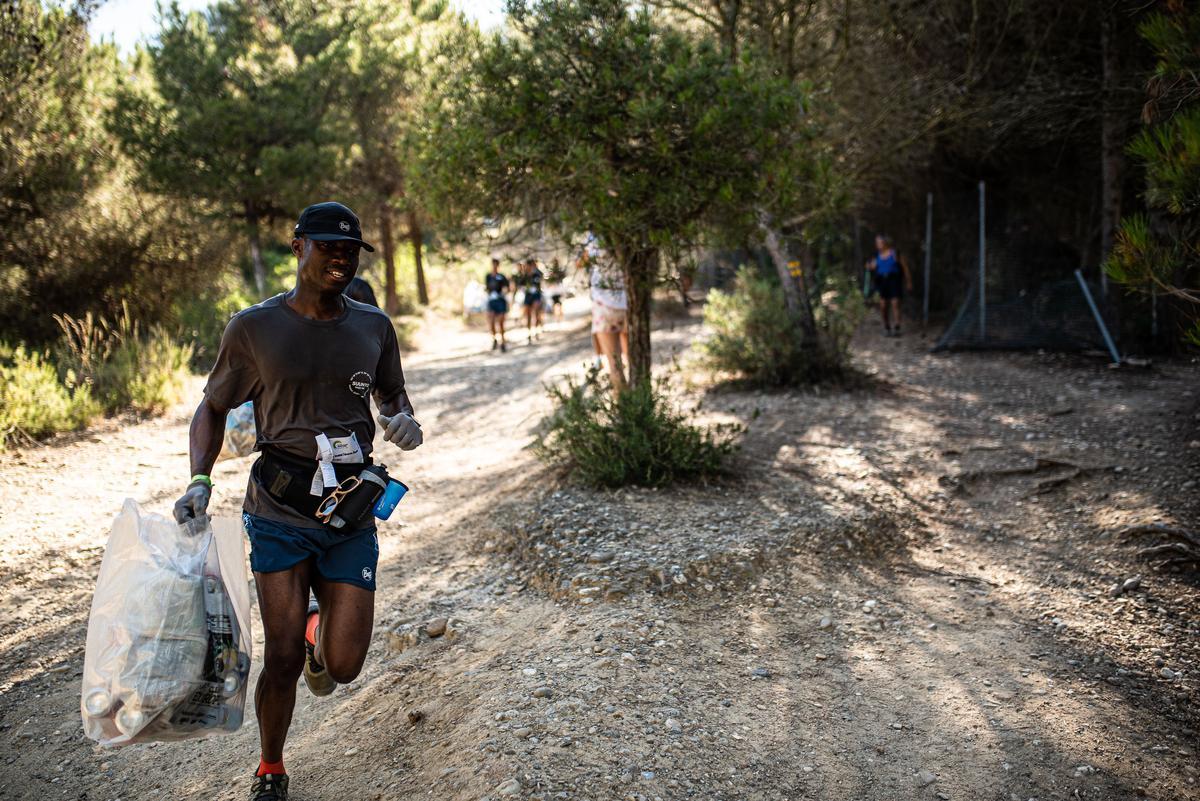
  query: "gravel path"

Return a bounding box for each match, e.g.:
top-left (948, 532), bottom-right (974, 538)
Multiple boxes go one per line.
top-left (0, 306), bottom-right (1197, 801)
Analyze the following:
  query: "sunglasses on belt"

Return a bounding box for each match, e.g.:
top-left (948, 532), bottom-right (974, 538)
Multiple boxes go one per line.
top-left (316, 475), bottom-right (362, 524)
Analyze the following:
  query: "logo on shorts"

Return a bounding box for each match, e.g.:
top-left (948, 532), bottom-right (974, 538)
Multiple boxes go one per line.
top-left (362, 567), bottom-right (373, 582)
top-left (348, 371), bottom-right (372, 397)
top-left (339, 221), bottom-right (351, 232)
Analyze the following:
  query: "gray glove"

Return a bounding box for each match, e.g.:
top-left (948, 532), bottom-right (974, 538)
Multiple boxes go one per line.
top-left (377, 412), bottom-right (423, 451)
top-left (173, 482), bottom-right (212, 524)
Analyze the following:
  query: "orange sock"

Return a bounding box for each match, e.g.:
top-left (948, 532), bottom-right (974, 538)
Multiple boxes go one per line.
top-left (305, 610), bottom-right (320, 649)
top-left (257, 757), bottom-right (285, 777)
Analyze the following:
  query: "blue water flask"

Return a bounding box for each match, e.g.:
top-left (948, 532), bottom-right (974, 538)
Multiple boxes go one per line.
top-left (372, 479), bottom-right (409, 520)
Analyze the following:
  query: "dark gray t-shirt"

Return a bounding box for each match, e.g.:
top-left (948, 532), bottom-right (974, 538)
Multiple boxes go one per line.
top-left (204, 293), bottom-right (413, 528)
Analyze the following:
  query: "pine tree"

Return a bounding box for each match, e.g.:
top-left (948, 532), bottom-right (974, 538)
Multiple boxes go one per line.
top-left (1106, 4), bottom-right (1200, 343)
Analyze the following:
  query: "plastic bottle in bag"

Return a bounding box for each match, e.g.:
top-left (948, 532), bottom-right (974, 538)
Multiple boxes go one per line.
top-left (82, 500), bottom-right (252, 746)
top-left (223, 401), bottom-right (256, 458)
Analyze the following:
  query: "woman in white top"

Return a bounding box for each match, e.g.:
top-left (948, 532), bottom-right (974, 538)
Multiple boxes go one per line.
top-left (579, 235), bottom-right (628, 391)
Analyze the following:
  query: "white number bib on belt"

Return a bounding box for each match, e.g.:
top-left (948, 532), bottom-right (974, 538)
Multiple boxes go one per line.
top-left (309, 432), bottom-right (365, 496)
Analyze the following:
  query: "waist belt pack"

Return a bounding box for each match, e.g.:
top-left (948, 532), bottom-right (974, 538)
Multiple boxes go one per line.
top-left (254, 446), bottom-right (390, 530)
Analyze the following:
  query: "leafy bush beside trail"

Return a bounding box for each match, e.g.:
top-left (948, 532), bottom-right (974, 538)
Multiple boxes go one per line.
top-left (0, 306), bottom-right (195, 448)
top-left (0, 346), bottom-right (99, 447)
top-left (55, 306), bottom-right (193, 415)
top-left (536, 370), bottom-right (739, 488)
top-left (175, 274), bottom-right (256, 371)
top-left (701, 267), bottom-right (863, 386)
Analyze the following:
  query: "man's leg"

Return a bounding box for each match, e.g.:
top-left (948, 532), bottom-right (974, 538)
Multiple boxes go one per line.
top-left (878, 297), bottom-right (890, 331)
top-left (310, 576), bottom-right (375, 684)
top-left (890, 298), bottom-right (902, 333)
top-left (253, 561), bottom-right (313, 765)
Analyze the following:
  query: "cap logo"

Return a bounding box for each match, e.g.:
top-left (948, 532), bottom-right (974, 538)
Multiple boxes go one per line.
top-left (339, 221), bottom-right (351, 232)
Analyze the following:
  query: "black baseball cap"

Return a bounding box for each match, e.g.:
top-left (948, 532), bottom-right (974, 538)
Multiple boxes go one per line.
top-left (293, 201), bottom-right (375, 252)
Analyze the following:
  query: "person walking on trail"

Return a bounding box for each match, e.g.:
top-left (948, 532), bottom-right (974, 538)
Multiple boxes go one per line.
top-left (343, 275), bottom-right (378, 307)
top-left (514, 257), bottom-right (545, 343)
top-left (544, 258), bottom-right (568, 322)
top-left (866, 234), bottom-right (913, 337)
top-left (173, 201), bottom-right (423, 801)
top-left (578, 234), bottom-right (628, 391)
top-left (485, 257), bottom-right (511, 352)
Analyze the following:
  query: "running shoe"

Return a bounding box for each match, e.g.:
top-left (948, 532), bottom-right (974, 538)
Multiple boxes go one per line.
top-left (491, 338), bottom-right (498, 351)
top-left (500, 342), bottom-right (507, 352)
top-left (250, 772), bottom-right (289, 800)
top-left (303, 596), bottom-right (336, 697)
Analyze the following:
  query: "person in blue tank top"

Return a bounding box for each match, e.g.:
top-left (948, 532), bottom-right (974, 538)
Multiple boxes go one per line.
top-left (866, 234), bottom-right (913, 336)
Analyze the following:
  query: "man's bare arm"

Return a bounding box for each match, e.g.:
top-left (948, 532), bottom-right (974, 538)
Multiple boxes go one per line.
top-left (189, 397), bottom-right (228, 478)
top-left (174, 397), bottom-right (228, 523)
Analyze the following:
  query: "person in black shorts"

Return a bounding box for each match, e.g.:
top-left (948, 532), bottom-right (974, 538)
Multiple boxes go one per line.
top-left (173, 202), bottom-right (423, 801)
top-left (866, 234), bottom-right (913, 336)
top-left (514, 258), bottom-right (545, 343)
top-left (485, 257), bottom-right (511, 352)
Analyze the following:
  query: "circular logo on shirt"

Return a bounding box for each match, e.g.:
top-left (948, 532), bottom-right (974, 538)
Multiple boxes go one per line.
top-left (362, 567), bottom-right (373, 582)
top-left (348, 371), bottom-right (372, 397)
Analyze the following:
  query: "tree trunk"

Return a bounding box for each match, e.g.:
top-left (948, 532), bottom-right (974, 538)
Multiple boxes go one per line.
top-left (621, 247), bottom-right (657, 389)
top-left (379, 206), bottom-right (399, 316)
top-left (246, 208), bottom-right (265, 297)
top-left (1099, 9), bottom-right (1123, 295)
top-left (758, 211), bottom-right (816, 339)
top-left (408, 209), bottom-right (429, 306)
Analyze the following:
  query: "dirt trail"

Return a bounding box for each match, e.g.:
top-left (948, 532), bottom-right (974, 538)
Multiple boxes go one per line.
top-left (1, 305), bottom-right (1197, 801)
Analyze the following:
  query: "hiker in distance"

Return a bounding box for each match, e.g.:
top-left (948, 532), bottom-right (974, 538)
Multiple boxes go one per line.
top-left (173, 201), bottom-right (423, 801)
top-left (865, 234), bottom-right (913, 336)
top-left (485, 256), bottom-right (512, 352)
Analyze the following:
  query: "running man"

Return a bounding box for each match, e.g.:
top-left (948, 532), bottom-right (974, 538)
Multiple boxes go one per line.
top-left (173, 202), bottom-right (423, 801)
top-left (866, 234), bottom-right (913, 336)
top-left (514, 258), bottom-right (545, 343)
top-left (485, 257), bottom-right (511, 352)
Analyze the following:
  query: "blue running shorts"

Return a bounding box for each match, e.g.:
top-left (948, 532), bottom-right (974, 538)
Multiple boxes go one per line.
top-left (243, 512), bottom-right (378, 592)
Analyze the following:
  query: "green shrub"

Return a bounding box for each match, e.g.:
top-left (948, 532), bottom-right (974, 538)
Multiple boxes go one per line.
top-left (536, 370), bottom-right (739, 488)
top-left (701, 267), bottom-right (862, 386)
top-left (97, 328), bottom-right (194, 414)
top-left (264, 245), bottom-right (298, 296)
top-left (55, 305), bottom-right (193, 415)
top-left (0, 345), bottom-right (98, 447)
top-left (175, 273), bottom-right (255, 370)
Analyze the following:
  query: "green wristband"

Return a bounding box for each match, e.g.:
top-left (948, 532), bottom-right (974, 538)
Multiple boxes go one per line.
top-left (190, 474), bottom-right (213, 488)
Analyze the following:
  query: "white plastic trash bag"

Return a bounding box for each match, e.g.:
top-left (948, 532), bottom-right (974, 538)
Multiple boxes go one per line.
top-left (223, 401), bottom-right (256, 458)
top-left (462, 279), bottom-right (487, 315)
top-left (82, 500), bottom-right (252, 746)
